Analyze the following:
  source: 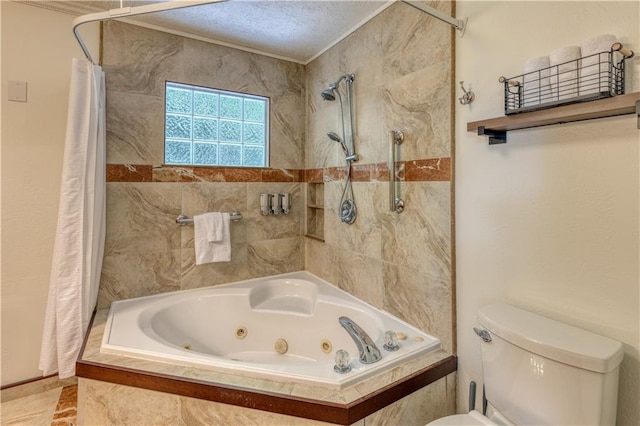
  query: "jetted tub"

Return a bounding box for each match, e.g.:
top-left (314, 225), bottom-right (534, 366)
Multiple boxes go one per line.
top-left (102, 271), bottom-right (441, 388)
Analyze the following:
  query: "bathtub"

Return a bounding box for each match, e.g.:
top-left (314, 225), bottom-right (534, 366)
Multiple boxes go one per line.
top-left (101, 271), bottom-right (441, 388)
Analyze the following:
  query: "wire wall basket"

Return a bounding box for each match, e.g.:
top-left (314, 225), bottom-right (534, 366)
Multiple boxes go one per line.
top-left (500, 43), bottom-right (634, 115)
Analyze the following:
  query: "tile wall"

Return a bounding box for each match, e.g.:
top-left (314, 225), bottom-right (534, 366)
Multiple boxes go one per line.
top-left (305, 1), bottom-right (454, 351)
top-left (99, 21), bottom-right (306, 308)
top-left (100, 0), bottom-right (454, 353)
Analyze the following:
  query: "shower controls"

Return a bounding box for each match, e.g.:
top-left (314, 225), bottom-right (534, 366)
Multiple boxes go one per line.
top-left (259, 193), bottom-right (291, 216)
top-left (383, 330), bottom-right (400, 351)
top-left (334, 349), bottom-right (352, 374)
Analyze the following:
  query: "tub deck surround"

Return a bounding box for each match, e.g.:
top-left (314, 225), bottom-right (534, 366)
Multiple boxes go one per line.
top-left (78, 310), bottom-right (456, 424)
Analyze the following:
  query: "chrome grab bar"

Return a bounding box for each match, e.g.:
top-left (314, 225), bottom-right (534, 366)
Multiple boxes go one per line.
top-left (176, 211), bottom-right (242, 226)
top-left (389, 130), bottom-right (405, 213)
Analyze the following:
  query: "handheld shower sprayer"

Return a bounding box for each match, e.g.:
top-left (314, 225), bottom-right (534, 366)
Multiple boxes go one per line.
top-left (327, 132), bottom-right (348, 155)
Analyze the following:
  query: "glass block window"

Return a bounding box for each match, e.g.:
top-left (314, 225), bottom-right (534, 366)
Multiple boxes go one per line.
top-left (165, 82), bottom-right (269, 167)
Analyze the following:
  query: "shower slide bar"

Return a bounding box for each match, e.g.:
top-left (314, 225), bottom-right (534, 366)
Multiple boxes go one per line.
top-left (401, 1), bottom-right (467, 37)
top-left (389, 130), bottom-right (405, 214)
top-left (176, 212), bottom-right (243, 226)
top-left (72, 0), bottom-right (228, 65)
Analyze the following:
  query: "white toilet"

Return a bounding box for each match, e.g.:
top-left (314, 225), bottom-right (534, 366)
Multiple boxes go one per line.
top-left (430, 303), bottom-right (624, 425)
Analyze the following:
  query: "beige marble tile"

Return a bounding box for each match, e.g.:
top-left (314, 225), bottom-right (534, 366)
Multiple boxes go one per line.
top-left (79, 379), bottom-right (181, 425)
top-left (446, 372), bottom-right (457, 414)
top-left (304, 238), bottom-right (336, 285)
top-left (323, 182), bottom-right (383, 261)
top-left (365, 376), bottom-right (449, 426)
top-left (105, 182), bottom-right (183, 252)
top-left (180, 242), bottom-right (250, 290)
top-left (330, 248), bottom-right (385, 310)
top-left (382, 60), bottom-right (452, 161)
top-left (381, 1), bottom-right (451, 81)
top-left (106, 90), bottom-right (165, 165)
top-left (99, 248), bottom-right (182, 309)
top-left (100, 182), bottom-right (183, 307)
top-left (383, 262), bottom-right (453, 352)
top-left (0, 376), bottom-right (76, 403)
top-left (103, 21), bottom-right (184, 97)
top-left (0, 387), bottom-right (60, 426)
top-left (180, 38), bottom-right (305, 171)
top-left (380, 181), bottom-right (451, 278)
top-left (180, 397), bottom-right (335, 426)
top-left (247, 237), bottom-right (303, 277)
top-left (270, 91), bottom-right (306, 170)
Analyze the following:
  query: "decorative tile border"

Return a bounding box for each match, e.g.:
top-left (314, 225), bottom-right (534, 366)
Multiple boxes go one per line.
top-left (107, 158), bottom-right (451, 184)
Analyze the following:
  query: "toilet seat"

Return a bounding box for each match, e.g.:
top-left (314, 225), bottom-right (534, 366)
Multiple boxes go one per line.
top-left (427, 410), bottom-right (497, 425)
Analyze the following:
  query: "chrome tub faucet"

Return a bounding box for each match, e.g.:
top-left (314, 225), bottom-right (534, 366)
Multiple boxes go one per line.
top-left (338, 316), bottom-right (382, 364)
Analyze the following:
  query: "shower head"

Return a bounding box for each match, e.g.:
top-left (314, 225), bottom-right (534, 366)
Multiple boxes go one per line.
top-left (321, 74), bottom-right (354, 101)
top-left (321, 86), bottom-right (336, 101)
top-left (327, 132), bottom-right (348, 155)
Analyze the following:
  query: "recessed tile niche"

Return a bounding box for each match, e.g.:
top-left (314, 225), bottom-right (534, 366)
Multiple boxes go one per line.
top-left (305, 183), bottom-right (324, 241)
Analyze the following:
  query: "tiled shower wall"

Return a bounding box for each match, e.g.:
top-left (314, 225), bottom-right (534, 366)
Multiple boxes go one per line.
top-left (98, 21), bottom-right (306, 308)
top-left (305, 1), bottom-right (454, 352)
top-left (100, 0), bottom-right (454, 354)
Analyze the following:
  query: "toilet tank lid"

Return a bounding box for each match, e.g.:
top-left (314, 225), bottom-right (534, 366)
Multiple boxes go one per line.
top-left (477, 303), bottom-right (624, 373)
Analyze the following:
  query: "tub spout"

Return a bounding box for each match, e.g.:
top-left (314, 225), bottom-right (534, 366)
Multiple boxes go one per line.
top-left (338, 316), bottom-right (382, 364)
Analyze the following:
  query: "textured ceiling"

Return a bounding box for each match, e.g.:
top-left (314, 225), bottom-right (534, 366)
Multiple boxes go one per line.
top-left (24, 0), bottom-right (393, 64)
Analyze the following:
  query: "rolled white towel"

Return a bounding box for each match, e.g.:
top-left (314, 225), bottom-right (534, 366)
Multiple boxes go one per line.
top-left (549, 46), bottom-right (581, 100)
top-left (580, 34), bottom-right (617, 95)
top-left (523, 56), bottom-right (551, 107)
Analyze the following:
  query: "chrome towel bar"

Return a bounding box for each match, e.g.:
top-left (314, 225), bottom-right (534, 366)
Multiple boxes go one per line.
top-left (176, 212), bottom-right (243, 226)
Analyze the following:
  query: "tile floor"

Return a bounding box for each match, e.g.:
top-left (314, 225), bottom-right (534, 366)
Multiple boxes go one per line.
top-left (1, 385), bottom-right (77, 426)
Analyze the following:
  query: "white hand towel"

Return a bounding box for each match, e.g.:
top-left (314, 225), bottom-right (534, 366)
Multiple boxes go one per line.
top-left (549, 46), bottom-right (581, 100)
top-left (200, 212), bottom-right (223, 242)
top-left (523, 56), bottom-right (551, 107)
top-left (580, 34), bottom-right (617, 95)
top-left (194, 212), bottom-right (231, 264)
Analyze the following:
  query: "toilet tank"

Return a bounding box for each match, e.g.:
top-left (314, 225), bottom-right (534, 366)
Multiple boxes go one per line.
top-left (477, 303), bottom-right (624, 425)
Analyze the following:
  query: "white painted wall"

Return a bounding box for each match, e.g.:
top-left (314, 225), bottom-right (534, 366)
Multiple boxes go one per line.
top-left (1, 2), bottom-right (99, 386)
top-left (455, 2), bottom-right (639, 425)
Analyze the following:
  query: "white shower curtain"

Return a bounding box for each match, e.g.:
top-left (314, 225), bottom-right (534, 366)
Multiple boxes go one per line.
top-left (39, 58), bottom-right (106, 378)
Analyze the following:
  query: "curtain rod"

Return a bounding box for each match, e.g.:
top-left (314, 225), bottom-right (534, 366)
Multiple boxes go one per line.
top-left (72, 0), bottom-right (228, 65)
top-left (401, 1), bottom-right (467, 37)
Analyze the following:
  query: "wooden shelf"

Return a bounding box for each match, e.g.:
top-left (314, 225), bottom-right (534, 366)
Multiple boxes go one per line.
top-left (468, 92), bottom-right (640, 144)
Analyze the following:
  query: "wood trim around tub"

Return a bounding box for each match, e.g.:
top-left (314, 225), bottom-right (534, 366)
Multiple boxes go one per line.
top-left (76, 355), bottom-right (457, 425)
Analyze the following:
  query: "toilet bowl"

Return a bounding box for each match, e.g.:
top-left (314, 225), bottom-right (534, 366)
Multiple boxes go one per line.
top-left (428, 410), bottom-right (496, 425)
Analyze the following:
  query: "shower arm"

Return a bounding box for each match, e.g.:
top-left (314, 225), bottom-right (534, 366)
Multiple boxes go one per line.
top-left (72, 0), bottom-right (228, 65)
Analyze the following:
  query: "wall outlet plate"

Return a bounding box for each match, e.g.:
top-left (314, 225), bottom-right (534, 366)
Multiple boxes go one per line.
top-left (8, 80), bottom-right (28, 102)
